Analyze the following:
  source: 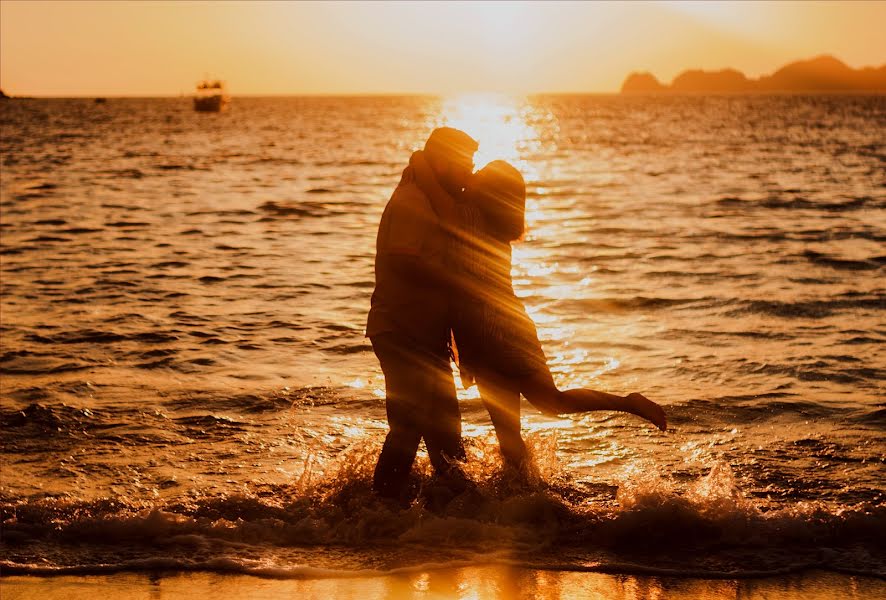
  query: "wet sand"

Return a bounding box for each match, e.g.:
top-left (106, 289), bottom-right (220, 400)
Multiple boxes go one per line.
top-left (2, 568), bottom-right (884, 600)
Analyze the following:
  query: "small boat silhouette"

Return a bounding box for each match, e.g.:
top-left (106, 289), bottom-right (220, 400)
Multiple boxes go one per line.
top-left (194, 80), bottom-right (229, 112)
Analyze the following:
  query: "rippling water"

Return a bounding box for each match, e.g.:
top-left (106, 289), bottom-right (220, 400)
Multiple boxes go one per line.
top-left (1, 95), bottom-right (884, 578)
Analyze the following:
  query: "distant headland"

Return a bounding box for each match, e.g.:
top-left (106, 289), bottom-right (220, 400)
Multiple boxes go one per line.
top-left (621, 55), bottom-right (886, 93)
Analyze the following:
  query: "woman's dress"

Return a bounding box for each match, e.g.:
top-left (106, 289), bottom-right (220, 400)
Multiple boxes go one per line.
top-left (450, 202), bottom-right (549, 380)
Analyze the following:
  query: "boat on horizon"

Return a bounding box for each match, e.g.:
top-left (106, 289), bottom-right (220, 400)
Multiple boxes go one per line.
top-left (194, 80), bottom-right (229, 112)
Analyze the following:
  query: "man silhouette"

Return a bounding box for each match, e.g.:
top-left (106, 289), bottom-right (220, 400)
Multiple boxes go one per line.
top-left (367, 127), bottom-right (478, 501)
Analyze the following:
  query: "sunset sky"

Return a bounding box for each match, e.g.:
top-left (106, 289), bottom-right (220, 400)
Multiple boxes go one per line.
top-left (1, 0), bottom-right (884, 96)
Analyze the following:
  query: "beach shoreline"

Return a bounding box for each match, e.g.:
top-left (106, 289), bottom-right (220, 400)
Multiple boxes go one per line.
top-left (2, 567), bottom-right (884, 599)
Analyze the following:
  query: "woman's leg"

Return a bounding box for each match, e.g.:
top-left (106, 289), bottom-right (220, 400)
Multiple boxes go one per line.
top-left (476, 371), bottom-right (528, 469)
top-left (521, 369), bottom-right (667, 430)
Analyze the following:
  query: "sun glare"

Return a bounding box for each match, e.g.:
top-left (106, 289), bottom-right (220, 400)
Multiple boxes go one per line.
top-left (436, 93), bottom-right (543, 170)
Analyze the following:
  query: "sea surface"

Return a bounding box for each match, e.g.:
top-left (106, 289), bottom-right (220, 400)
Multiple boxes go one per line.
top-left (1, 94), bottom-right (884, 580)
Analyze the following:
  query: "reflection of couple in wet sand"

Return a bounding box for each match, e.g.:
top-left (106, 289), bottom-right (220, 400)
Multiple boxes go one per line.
top-left (367, 127), bottom-right (666, 501)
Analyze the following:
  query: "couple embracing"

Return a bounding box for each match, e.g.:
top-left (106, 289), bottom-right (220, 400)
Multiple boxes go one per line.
top-left (367, 127), bottom-right (666, 502)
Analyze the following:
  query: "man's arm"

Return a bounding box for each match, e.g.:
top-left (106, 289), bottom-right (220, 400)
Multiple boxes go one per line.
top-left (385, 252), bottom-right (457, 290)
top-left (380, 176), bottom-right (460, 289)
top-left (410, 151), bottom-right (458, 227)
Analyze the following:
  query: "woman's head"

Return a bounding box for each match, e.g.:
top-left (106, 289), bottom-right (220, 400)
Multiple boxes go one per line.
top-left (466, 160), bottom-right (526, 242)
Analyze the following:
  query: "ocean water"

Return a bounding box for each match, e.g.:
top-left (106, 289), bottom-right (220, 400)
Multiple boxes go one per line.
top-left (0, 94), bottom-right (884, 579)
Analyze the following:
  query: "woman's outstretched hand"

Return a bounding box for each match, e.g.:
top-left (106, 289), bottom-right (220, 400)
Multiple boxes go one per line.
top-left (626, 392), bottom-right (668, 431)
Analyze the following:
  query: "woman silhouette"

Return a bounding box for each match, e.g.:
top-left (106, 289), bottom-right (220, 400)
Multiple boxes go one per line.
top-left (410, 151), bottom-right (667, 470)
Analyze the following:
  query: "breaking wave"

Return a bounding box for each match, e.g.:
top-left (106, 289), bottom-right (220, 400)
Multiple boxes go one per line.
top-left (2, 437), bottom-right (884, 579)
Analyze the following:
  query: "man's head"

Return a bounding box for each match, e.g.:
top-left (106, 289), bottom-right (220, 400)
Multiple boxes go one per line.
top-left (423, 127), bottom-right (478, 193)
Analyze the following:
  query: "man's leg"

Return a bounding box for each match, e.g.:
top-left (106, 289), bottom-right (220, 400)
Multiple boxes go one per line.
top-left (371, 334), bottom-right (423, 500)
top-left (422, 349), bottom-right (466, 475)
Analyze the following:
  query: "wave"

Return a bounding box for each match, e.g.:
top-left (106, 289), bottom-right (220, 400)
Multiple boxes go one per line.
top-left (725, 296), bottom-right (885, 319)
top-left (731, 360), bottom-right (883, 385)
top-left (0, 555), bottom-right (848, 580)
top-left (0, 557), bottom-right (497, 579)
top-left (257, 200), bottom-right (347, 219)
top-left (154, 163), bottom-right (207, 172)
top-left (854, 407), bottom-right (886, 427)
top-left (104, 220), bottom-right (150, 228)
top-left (0, 351), bottom-right (96, 375)
top-left (0, 387), bottom-right (334, 444)
top-left (24, 329), bottom-right (180, 345)
top-left (760, 196), bottom-right (878, 212)
top-left (714, 195), bottom-right (882, 212)
top-left (105, 168), bottom-right (146, 179)
top-left (551, 296), bottom-right (715, 313)
top-left (803, 249), bottom-right (885, 271)
top-left (1, 441), bottom-right (883, 578)
top-left (27, 182), bottom-right (59, 191)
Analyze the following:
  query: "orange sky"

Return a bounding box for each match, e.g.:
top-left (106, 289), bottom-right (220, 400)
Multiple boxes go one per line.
top-left (1, 0), bottom-right (884, 96)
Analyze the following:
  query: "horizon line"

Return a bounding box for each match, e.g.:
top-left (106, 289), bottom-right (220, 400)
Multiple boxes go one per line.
top-left (1, 89), bottom-right (621, 99)
top-left (5, 89), bottom-right (886, 99)
top-left (4, 52), bottom-right (884, 99)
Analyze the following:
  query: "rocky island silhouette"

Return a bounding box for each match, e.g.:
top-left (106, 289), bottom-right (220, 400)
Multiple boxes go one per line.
top-left (622, 55), bottom-right (886, 93)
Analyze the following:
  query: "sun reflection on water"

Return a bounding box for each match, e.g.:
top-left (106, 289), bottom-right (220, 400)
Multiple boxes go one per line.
top-left (436, 93), bottom-right (546, 172)
top-left (433, 93), bottom-right (560, 258)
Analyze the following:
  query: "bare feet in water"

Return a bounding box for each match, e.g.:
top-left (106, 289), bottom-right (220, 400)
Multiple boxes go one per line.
top-left (627, 392), bottom-right (667, 431)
